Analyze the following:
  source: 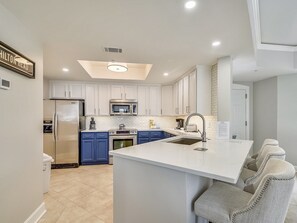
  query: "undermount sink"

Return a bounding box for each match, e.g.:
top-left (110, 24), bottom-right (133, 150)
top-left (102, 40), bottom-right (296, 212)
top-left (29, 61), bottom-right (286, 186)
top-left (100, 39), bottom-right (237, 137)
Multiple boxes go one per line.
top-left (167, 137), bottom-right (202, 145)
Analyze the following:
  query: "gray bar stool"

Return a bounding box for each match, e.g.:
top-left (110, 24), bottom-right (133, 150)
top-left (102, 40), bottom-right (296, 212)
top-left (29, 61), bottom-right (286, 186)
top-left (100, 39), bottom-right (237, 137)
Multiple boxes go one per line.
top-left (194, 158), bottom-right (295, 223)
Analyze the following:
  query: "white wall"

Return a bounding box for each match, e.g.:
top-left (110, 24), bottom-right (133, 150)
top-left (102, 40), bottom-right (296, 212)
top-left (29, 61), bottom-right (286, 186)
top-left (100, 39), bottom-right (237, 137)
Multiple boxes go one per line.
top-left (277, 74), bottom-right (297, 165)
top-left (43, 78), bottom-right (49, 99)
top-left (0, 4), bottom-right (44, 223)
top-left (253, 77), bottom-right (278, 152)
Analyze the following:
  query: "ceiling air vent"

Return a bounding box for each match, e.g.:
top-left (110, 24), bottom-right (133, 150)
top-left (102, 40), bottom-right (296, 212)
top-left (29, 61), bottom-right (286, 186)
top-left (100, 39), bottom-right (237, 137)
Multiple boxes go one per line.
top-left (104, 47), bottom-right (123, 53)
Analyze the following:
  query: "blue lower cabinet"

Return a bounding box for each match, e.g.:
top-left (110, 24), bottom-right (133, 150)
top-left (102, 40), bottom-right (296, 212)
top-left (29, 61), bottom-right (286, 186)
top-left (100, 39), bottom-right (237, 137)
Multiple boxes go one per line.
top-left (138, 137), bottom-right (150, 144)
top-left (80, 132), bottom-right (109, 165)
top-left (137, 131), bottom-right (165, 144)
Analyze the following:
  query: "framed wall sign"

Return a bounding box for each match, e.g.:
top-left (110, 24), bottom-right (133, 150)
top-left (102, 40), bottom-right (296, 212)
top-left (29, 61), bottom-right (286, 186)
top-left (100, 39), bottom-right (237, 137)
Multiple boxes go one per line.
top-left (0, 41), bottom-right (35, 79)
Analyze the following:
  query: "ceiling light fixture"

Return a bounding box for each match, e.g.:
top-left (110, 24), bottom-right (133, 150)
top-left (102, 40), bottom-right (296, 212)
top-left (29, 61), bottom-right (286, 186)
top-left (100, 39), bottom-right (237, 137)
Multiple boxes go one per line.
top-left (107, 62), bottom-right (128, 73)
top-left (163, 72), bottom-right (169, 76)
top-left (62, 68), bottom-right (69, 72)
top-left (212, 41), bottom-right (221, 47)
top-left (185, 1), bottom-right (196, 9)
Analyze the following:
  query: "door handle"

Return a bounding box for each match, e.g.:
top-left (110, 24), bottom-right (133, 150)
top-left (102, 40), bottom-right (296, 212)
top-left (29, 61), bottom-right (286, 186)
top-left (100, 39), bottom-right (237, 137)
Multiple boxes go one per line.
top-left (55, 114), bottom-right (58, 141)
top-left (53, 113), bottom-right (56, 141)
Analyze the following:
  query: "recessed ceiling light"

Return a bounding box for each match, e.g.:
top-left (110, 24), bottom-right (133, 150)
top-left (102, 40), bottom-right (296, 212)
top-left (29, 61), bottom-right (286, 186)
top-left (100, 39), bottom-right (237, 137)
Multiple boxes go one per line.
top-left (212, 41), bottom-right (221, 47)
top-left (163, 72), bottom-right (169, 76)
top-left (62, 68), bottom-right (69, 72)
top-left (185, 1), bottom-right (196, 9)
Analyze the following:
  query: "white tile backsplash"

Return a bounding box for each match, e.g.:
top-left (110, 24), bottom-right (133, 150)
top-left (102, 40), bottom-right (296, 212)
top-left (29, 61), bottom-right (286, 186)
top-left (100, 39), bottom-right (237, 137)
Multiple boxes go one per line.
top-left (85, 116), bottom-right (177, 130)
top-left (86, 115), bottom-right (217, 139)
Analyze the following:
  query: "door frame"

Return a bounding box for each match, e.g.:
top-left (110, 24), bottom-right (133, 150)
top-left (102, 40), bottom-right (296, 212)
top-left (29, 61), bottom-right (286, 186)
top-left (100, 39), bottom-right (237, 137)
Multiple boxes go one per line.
top-left (231, 84), bottom-right (250, 140)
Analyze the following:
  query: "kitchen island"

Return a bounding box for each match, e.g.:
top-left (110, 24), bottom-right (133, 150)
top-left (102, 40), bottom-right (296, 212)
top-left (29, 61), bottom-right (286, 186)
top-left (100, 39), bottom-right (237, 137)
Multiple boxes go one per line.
top-left (110, 135), bottom-right (253, 223)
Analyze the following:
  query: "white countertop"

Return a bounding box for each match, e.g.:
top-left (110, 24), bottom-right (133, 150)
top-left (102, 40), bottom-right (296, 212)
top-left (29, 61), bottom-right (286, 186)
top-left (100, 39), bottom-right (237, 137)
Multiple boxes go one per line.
top-left (110, 135), bottom-right (253, 183)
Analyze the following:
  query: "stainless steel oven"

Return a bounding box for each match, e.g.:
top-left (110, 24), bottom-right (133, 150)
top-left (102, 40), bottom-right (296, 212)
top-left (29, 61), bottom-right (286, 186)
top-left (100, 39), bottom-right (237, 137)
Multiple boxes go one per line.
top-left (109, 128), bottom-right (137, 164)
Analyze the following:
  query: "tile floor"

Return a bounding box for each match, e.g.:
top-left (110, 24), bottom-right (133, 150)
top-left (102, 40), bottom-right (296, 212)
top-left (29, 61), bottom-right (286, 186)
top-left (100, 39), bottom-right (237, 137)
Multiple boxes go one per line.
top-left (38, 165), bottom-right (113, 223)
top-left (38, 165), bottom-right (297, 223)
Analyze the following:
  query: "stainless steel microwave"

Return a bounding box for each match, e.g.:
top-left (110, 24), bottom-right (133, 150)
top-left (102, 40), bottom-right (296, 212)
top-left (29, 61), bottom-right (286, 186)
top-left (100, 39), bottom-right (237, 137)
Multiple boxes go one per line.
top-left (110, 99), bottom-right (138, 116)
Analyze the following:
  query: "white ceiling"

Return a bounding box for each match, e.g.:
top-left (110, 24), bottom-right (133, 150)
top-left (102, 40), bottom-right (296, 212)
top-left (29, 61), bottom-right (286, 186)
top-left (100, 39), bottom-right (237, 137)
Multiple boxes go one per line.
top-left (1, 0), bottom-right (295, 83)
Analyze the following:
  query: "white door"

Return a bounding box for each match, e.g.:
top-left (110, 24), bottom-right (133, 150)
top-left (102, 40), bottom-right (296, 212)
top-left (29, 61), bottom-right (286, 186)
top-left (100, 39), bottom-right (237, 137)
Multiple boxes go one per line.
top-left (98, 84), bottom-right (110, 115)
top-left (50, 82), bottom-right (68, 99)
top-left (173, 82), bottom-right (179, 115)
top-left (178, 79), bottom-right (183, 115)
top-left (124, 85), bottom-right (137, 99)
top-left (137, 86), bottom-right (149, 115)
top-left (189, 71), bottom-right (197, 114)
top-left (149, 86), bottom-right (161, 116)
top-left (110, 85), bottom-right (123, 99)
top-left (183, 75), bottom-right (189, 114)
top-left (85, 84), bottom-right (98, 116)
top-left (161, 85), bottom-right (173, 116)
top-left (231, 85), bottom-right (249, 140)
top-left (69, 83), bottom-right (85, 99)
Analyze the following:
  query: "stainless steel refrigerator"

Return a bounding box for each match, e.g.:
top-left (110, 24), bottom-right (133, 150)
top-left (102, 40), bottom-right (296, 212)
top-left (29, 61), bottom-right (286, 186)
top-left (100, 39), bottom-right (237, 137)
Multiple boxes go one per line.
top-left (43, 100), bottom-right (85, 167)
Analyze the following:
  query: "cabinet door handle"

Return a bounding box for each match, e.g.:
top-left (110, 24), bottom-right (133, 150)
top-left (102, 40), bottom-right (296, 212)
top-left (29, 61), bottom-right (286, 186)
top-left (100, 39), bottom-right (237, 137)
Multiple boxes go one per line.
top-left (98, 108), bottom-right (100, 115)
top-left (125, 93), bottom-right (126, 99)
top-left (94, 108), bottom-right (96, 115)
top-left (65, 91), bottom-right (67, 98)
top-left (69, 91), bottom-right (71, 98)
top-left (149, 109), bottom-right (151, 115)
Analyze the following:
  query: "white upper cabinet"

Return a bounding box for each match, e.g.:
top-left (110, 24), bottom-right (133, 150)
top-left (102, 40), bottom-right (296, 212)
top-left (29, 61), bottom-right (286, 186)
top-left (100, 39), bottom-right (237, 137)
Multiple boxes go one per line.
top-left (137, 86), bottom-right (161, 116)
top-left (149, 86), bottom-right (161, 116)
top-left (161, 85), bottom-right (173, 116)
top-left (173, 80), bottom-right (183, 115)
top-left (85, 84), bottom-right (110, 116)
top-left (189, 71), bottom-right (197, 114)
top-left (98, 84), bottom-right (110, 115)
top-left (50, 82), bottom-right (68, 99)
top-left (50, 81), bottom-right (85, 99)
top-left (137, 86), bottom-right (149, 115)
top-left (182, 75), bottom-right (189, 114)
top-left (182, 70), bottom-right (197, 115)
top-left (110, 85), bottom-right (137, 100)
top-left (85, 84), bottom-right (98, 116)
top-left (196, 65), bottom-right (211, 115)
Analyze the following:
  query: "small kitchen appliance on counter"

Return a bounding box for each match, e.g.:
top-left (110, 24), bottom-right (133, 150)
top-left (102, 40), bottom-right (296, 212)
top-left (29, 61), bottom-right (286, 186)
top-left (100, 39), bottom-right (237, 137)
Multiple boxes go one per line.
top-left (175, 118), bottom-right (184, 129)
top-left (89, 117), bottom-right (96, 130)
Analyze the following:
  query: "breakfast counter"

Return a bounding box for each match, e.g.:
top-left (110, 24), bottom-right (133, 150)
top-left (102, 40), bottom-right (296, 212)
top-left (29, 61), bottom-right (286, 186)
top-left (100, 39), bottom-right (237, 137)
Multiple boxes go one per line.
top-left (110, 135), bottom-right (253, 223)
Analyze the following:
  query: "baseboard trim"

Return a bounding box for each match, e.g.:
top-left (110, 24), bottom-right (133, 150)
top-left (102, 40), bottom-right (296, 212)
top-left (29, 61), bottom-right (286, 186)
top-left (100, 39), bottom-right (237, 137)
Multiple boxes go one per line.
top-left (24, 202), bottom-right (46, 223)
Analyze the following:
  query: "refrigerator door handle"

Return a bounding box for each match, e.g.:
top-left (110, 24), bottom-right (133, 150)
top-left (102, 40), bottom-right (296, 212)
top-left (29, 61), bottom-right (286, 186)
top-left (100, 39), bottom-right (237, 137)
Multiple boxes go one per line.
top-left (55, 113), bottom-right (58, 141)
top-left (53, 113), bottom-right (56, 141)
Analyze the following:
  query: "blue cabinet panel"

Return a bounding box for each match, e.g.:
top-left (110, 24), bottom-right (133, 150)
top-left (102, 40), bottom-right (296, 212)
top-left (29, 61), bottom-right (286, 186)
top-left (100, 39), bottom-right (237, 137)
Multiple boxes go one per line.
top-left (81, 132), bottom-right (95, 139)
top-left (81, 139), bottom-right (94, 162)
top-left (138, 137), bottom-right (150, 144)
top-left (80, 132), bottom-right (109, 165)
top-left (138, 131), bottom-right (150, 137)
top-left (95, 139), bottom-right (109, 162)
top-left (137, 131), bottom-right (166, 145)
top-left (150, 131), bottom-right (164, 138)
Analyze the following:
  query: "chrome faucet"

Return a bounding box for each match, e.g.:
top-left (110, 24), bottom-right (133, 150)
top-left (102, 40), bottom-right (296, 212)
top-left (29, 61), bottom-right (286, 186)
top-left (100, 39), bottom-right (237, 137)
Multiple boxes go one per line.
top-left (185, 113), bottom-right (207, 142)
